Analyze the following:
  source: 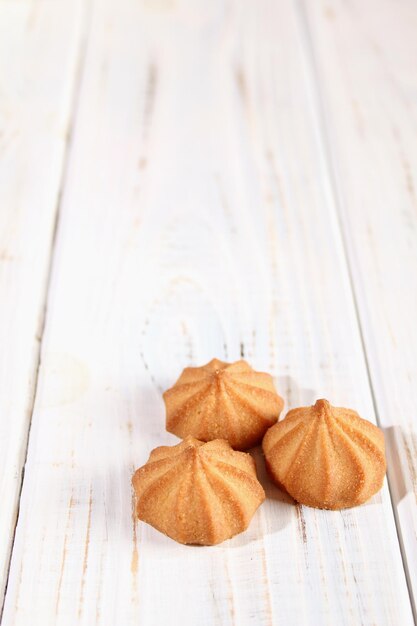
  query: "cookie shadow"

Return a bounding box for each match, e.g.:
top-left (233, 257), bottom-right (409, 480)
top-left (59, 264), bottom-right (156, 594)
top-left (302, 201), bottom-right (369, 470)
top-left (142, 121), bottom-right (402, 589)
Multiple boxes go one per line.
top-left (383, 424), bottom-right (416, 506)
top-left (225, 377), bottom-right (318, 548)
top-left (274, 375), bottom-right (317, 411)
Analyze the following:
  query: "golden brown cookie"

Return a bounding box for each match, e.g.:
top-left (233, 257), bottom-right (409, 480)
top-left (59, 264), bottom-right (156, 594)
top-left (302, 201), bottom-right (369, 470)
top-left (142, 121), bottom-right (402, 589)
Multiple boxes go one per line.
top-left (262, 399), bottom-right (386, 510)
top-left (132, 436), bottom-right (265, 545)
top-left (163, 358), bottom-right (284, 450)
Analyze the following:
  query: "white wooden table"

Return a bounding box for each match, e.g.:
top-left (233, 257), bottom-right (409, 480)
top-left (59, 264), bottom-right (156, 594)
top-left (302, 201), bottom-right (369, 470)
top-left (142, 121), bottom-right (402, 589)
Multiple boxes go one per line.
top-left (1, 1), bottom-right (416, 624)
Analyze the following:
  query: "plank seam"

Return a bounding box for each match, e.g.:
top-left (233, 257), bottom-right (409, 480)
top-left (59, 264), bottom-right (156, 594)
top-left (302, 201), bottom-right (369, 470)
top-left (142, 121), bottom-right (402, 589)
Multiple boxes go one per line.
top-left (0, 1), bottom-right (93, 621)
top-left (294, 0), bottom-right (416, 622)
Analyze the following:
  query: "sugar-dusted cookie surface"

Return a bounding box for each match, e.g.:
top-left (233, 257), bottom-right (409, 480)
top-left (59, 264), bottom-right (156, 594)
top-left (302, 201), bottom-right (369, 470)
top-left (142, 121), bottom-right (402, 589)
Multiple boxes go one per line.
top-left (263, 399), bottom-right (386, 510)
top-left (132, 436), bottom-right (265, 545)
top-left (164, 358), bottom-right (284, 450)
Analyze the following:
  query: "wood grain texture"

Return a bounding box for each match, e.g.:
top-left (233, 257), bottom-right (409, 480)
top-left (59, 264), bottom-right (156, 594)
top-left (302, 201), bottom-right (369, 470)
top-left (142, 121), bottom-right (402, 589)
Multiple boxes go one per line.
top-left (304, 0), bottom-right (417, 610)
top-left (0, 0), bottom-right (85, 603)
top-left (1, 0), bottom-right (414, 624)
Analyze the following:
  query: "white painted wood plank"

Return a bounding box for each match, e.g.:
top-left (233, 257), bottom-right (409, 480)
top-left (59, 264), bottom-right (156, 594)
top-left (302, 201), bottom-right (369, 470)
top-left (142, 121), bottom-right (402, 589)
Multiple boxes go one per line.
top-left (2, 0), bottom-right (413, 624)
top-left (303, 0), bottom-right (417, 610)
top-left (0, 0), bottom-right (85, 603)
